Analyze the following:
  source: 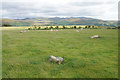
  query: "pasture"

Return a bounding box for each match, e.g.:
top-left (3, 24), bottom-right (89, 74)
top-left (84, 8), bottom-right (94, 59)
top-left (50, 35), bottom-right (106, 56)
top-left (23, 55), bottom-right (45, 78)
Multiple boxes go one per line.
top-left (2, 27), bottom-right (118, 78)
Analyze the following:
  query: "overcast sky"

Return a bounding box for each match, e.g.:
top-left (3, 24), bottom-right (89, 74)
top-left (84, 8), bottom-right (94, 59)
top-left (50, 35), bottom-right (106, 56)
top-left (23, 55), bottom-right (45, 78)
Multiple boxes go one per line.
top-left (1, 0), bottom-right (119, 20)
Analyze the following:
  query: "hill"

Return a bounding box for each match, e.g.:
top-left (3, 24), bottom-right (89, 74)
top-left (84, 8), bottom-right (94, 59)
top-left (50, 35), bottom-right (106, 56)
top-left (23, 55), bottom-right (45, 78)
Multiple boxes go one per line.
top-left (1, 17), bottom-right (117, 27)
top-left (1, 19), bottom-right (33, 27)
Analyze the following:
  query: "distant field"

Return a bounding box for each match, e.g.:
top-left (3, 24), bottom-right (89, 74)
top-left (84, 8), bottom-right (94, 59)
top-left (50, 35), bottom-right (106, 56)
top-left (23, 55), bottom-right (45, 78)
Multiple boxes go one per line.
top-left (2, 27), bottom-right (118, 78)
top-left (1, 27), bottom-right (29, 30)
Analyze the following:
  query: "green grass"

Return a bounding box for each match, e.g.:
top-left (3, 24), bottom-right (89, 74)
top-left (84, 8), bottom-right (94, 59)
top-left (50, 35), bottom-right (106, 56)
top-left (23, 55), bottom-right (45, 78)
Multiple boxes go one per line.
top-left (2, 27), bottom-right (118, 78)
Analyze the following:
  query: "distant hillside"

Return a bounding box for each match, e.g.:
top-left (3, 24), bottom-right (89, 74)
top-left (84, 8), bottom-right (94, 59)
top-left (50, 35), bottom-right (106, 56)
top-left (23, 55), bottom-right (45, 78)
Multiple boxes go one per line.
top-left (1, 17), bottom-right (117, 27)
top-left (1, 19), bottom-right (33, 27)
top-left (25, 17), bottom-right (117, 27)
top-left (51, 18), bottom-right (117, 27)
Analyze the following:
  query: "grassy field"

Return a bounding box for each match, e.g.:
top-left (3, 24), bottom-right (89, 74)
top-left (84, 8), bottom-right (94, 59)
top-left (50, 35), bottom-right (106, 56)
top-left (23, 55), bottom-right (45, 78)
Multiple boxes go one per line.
top-left (2, 27), bottom-right (118, 78)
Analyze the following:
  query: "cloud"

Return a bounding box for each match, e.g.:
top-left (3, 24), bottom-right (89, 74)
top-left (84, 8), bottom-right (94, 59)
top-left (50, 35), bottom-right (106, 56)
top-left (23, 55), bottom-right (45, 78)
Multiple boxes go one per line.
top-left (70, 1), bottom-right (104, 6)
top-left (1, 0), bottom-right (119, 20)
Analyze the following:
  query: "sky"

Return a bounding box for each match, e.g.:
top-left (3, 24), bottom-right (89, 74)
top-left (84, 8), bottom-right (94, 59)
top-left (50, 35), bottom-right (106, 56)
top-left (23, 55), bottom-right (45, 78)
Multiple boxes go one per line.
top-left (1, 0), bottom-right (119, 20)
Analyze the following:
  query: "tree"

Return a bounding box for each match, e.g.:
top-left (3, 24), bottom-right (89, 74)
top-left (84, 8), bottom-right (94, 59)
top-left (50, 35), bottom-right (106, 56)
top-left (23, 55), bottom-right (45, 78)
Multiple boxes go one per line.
top-left (38, 27), bottom-right (41, 30)
top-left (63, 26), bottom-right (65, 29)
top-left (88, 26), bottom-right (91, 28)
top-left (79, 26), bottom-right (81, 28)
top-left (56, 26), bottom-right (59, 29)
top-left (85, 26), bottom-right (87, 28)
top-left (2, 24), bottom-right (12, 27)
top-left (74, 26), bottom-right (76, 29)
top-left (50, 26), bottom-right (53, 29)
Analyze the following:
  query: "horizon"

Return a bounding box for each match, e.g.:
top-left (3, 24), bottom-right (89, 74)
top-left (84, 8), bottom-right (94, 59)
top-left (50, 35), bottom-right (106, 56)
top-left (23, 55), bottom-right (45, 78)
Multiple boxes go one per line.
top-left (1, 16), bottom-right (117, 21)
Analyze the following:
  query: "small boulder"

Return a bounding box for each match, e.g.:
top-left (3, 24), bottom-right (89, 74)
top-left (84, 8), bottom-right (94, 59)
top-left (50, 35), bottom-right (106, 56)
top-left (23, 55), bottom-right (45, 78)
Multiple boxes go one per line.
top-left (76, 30), bottom-right (79, 32)
top-left (20, 31), bottom-right (23, 33)
top-left (91, 35), bottom-right (99, 38)
top-left (49, 55), bottom-right (63, 64)
top-left (24, 30), bottom-right (27, 32)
